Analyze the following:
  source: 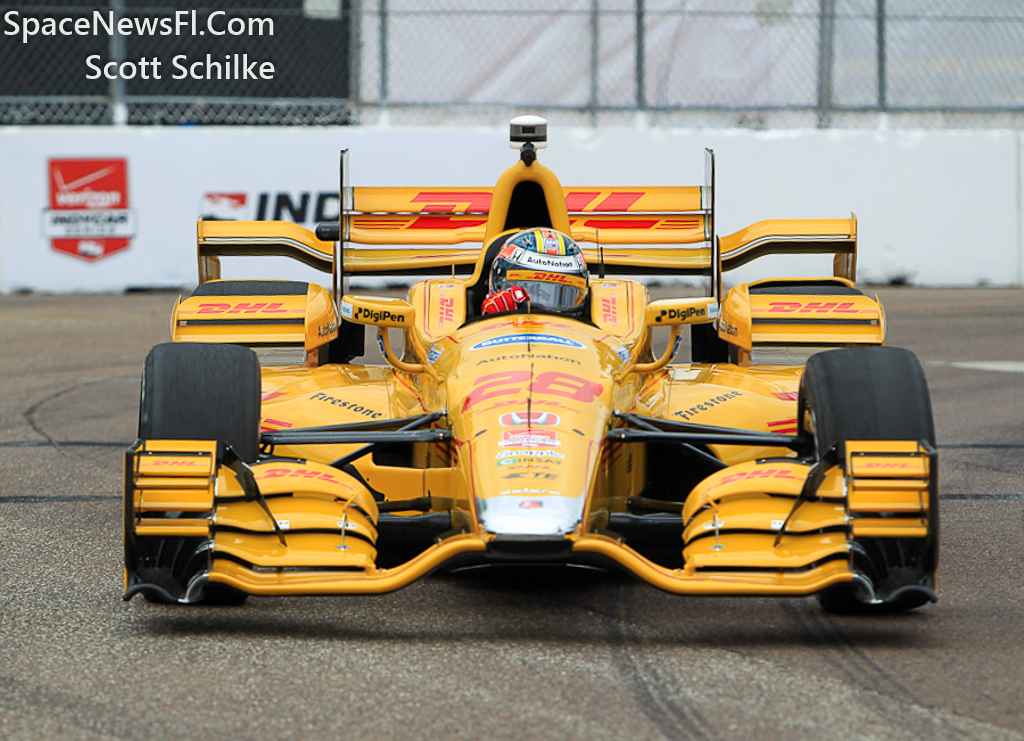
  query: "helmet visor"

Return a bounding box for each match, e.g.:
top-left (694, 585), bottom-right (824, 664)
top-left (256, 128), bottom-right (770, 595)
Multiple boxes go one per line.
top-left (498, 269), bottom-right (587, 312)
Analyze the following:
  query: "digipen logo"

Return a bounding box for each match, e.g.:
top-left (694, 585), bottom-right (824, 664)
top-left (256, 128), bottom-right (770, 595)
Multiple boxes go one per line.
top-left (42, 158), bottom-right (136, 262)
top-left (656, 305), bottom-right (706, 323)
top-left (355, 306), bottom-right (406, 324)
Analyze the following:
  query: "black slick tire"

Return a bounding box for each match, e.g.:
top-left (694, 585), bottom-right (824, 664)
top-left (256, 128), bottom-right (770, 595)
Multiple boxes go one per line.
top-left (140, 342), bottom-right (261, 463)
top-left (136, 342), bottom-right (260, 604)
top-left (798, 346), bottom-right (938, 614)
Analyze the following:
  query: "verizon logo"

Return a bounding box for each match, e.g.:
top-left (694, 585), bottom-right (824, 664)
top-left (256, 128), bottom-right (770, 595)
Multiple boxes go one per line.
top-left (43, 158), bottom-right (133, 262)
top-left (54, 190), bottom-right (121, 208)
top-left (52, 164), bottom-right (123, 208)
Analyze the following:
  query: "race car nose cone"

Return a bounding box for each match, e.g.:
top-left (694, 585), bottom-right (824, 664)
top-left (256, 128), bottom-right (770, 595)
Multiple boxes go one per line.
top-left (477, 494), bottom-right (584, 536)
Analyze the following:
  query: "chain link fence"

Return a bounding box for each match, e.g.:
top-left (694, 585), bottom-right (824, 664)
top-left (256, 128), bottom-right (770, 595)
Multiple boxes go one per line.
top-left (2, 0), bottom-right (1024, 128)
top-left (0, 0), bottom-right (356, 124)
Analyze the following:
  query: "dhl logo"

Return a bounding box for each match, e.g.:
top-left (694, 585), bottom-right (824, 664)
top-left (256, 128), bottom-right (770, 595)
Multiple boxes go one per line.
top-left (438, 296), bottom-right (456, 327)
top-left (192, 302), bottom-right (295, 315)
top-left (256, 467), bottom-right (346, 486)
top-left (567, 216), bottom-right (702, 231)
top-left (409, 191), bottom-right (492, 213)
top-left (351, 214), bottom-right (703, 233)
top-left (386, 190), bottom-right (659, 214)
top-left (764, 301), bottom-right (863, 314)
top-left (710, 467), bottom-right (803, 491)
top-left (149, 459), bottom-right (205, 467)
top-left (600, 297), bottom-right (618, 325)
top-left (354, 215), bottom-right (487, 231)
top-left (354, 188), bottom-right (705, 222)
top-left (565, 192), bottom-right (645, 212)
top-left (506, 270), bottom-right (587, 289)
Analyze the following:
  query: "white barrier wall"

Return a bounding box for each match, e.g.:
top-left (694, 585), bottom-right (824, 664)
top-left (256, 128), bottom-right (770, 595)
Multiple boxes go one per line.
top-left (1, 125), bottom-right (1021, 292)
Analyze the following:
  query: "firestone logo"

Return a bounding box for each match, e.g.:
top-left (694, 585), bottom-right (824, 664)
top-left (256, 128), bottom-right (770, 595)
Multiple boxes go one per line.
top-left (42, 158), bottom-right (136, 262)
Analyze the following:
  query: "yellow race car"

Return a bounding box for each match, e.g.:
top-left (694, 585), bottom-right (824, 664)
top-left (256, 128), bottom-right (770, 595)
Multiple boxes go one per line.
top-left (124, 117), bottom-right (937, 613)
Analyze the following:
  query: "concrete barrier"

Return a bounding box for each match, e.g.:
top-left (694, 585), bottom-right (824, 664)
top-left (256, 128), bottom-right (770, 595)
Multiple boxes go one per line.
top-left (1, 125), bottom-right (1020, 292)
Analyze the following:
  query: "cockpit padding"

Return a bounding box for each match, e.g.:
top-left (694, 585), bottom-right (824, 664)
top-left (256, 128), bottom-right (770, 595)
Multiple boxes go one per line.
top-left (465, 233), bottom-right (516, 319)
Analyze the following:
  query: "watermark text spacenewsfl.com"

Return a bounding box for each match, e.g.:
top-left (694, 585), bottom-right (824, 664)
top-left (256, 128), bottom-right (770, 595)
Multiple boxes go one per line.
top-left (4, 9), bottom-right (276, 80)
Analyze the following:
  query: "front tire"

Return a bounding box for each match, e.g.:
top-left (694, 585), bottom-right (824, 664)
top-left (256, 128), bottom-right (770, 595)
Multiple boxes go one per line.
top-left (799, 346), bottom-right (934, 459)
top-left (798, 347), bottom-right (938, 614)
top-left (133, 342), bottom-right (261, 605)
top-left (140, 342), bottom-right (261, 463)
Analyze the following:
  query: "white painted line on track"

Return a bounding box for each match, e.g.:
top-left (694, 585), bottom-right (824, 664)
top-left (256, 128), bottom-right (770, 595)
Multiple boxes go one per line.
top-left (930, 361), bottom-right (1024, 374)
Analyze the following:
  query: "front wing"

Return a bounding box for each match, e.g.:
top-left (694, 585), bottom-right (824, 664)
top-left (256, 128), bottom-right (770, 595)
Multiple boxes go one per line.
top-left (124, 433), bottom-right (937, 605)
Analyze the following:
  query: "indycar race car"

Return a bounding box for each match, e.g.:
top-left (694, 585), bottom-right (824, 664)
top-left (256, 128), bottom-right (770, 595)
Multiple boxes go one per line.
top-left (124, 116), bottom-right (938, 613)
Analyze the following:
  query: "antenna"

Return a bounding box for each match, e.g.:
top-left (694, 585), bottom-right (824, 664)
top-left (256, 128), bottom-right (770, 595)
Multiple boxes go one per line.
top-left (509, 115), bottom-right (548, 150)
top-left (597, 229), bottom-right (605, 279)
top-left (510, 115), bottom-right (547, 166)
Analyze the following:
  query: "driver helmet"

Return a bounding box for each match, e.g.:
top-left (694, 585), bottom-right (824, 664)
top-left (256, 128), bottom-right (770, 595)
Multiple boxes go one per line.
top-left (489, 228), bottom-right (588, 314)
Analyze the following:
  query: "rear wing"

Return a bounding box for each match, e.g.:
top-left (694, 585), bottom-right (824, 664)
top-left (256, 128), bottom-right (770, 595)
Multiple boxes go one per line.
top-left (197, 148), bottom-right (858, 306)
top-left (327, 184), bottom-right (712, 275)
top-left (198, 148), bottom-right (716, 290)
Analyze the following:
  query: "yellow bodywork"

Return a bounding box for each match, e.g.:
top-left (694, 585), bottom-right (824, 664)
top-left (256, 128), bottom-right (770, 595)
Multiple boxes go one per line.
top-left (125, 140), bottom-right (937, 605)
top-left (173, 281), bottom-right (339, 353)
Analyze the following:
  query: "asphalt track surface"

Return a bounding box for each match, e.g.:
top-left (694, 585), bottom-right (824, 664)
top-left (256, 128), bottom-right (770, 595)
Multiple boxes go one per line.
top-left (1, 287), bottom-right (1022, 741)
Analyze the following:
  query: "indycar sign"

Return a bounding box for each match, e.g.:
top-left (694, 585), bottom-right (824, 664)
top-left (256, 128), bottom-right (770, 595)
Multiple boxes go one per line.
top-left (41, 158), bottom-right (136, 262)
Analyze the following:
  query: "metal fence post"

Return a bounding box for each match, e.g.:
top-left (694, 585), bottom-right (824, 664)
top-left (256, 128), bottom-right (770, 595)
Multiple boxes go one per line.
top-left (110, 0), bottom-right (127, 124)
top-left (816, 0), bottom-right (836, 128)
top-left (635, 0), bottom-right (646, 112)
top-left (877, 0), bottom-right (887, 114)
top-left (590, 0), bottom-right (599, 126)
top-left (379, 0), bottom-right (389, 122)
top-left (349, 0), bottom-right (363, 122)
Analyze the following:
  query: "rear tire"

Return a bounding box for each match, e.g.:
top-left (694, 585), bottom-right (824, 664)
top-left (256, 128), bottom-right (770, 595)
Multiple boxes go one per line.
top-left (134, 342), bottom-right (260, 605)
top-left (798, 347), bottom-right (937, 614)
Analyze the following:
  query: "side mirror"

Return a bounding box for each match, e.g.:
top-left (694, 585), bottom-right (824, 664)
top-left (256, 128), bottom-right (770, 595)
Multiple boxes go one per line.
top-left (645, 297), bottom-right (718, 328)
top-left (340, 296), bottom-right (413, 328)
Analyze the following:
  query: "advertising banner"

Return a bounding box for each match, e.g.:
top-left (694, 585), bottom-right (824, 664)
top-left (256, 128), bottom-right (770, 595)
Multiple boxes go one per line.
top-left (0, 127), bottom-right (511, 292)
top-left (43, 157), bottom-right (135, 262)
top-left (1, 126), bottom-right (1021, 291)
